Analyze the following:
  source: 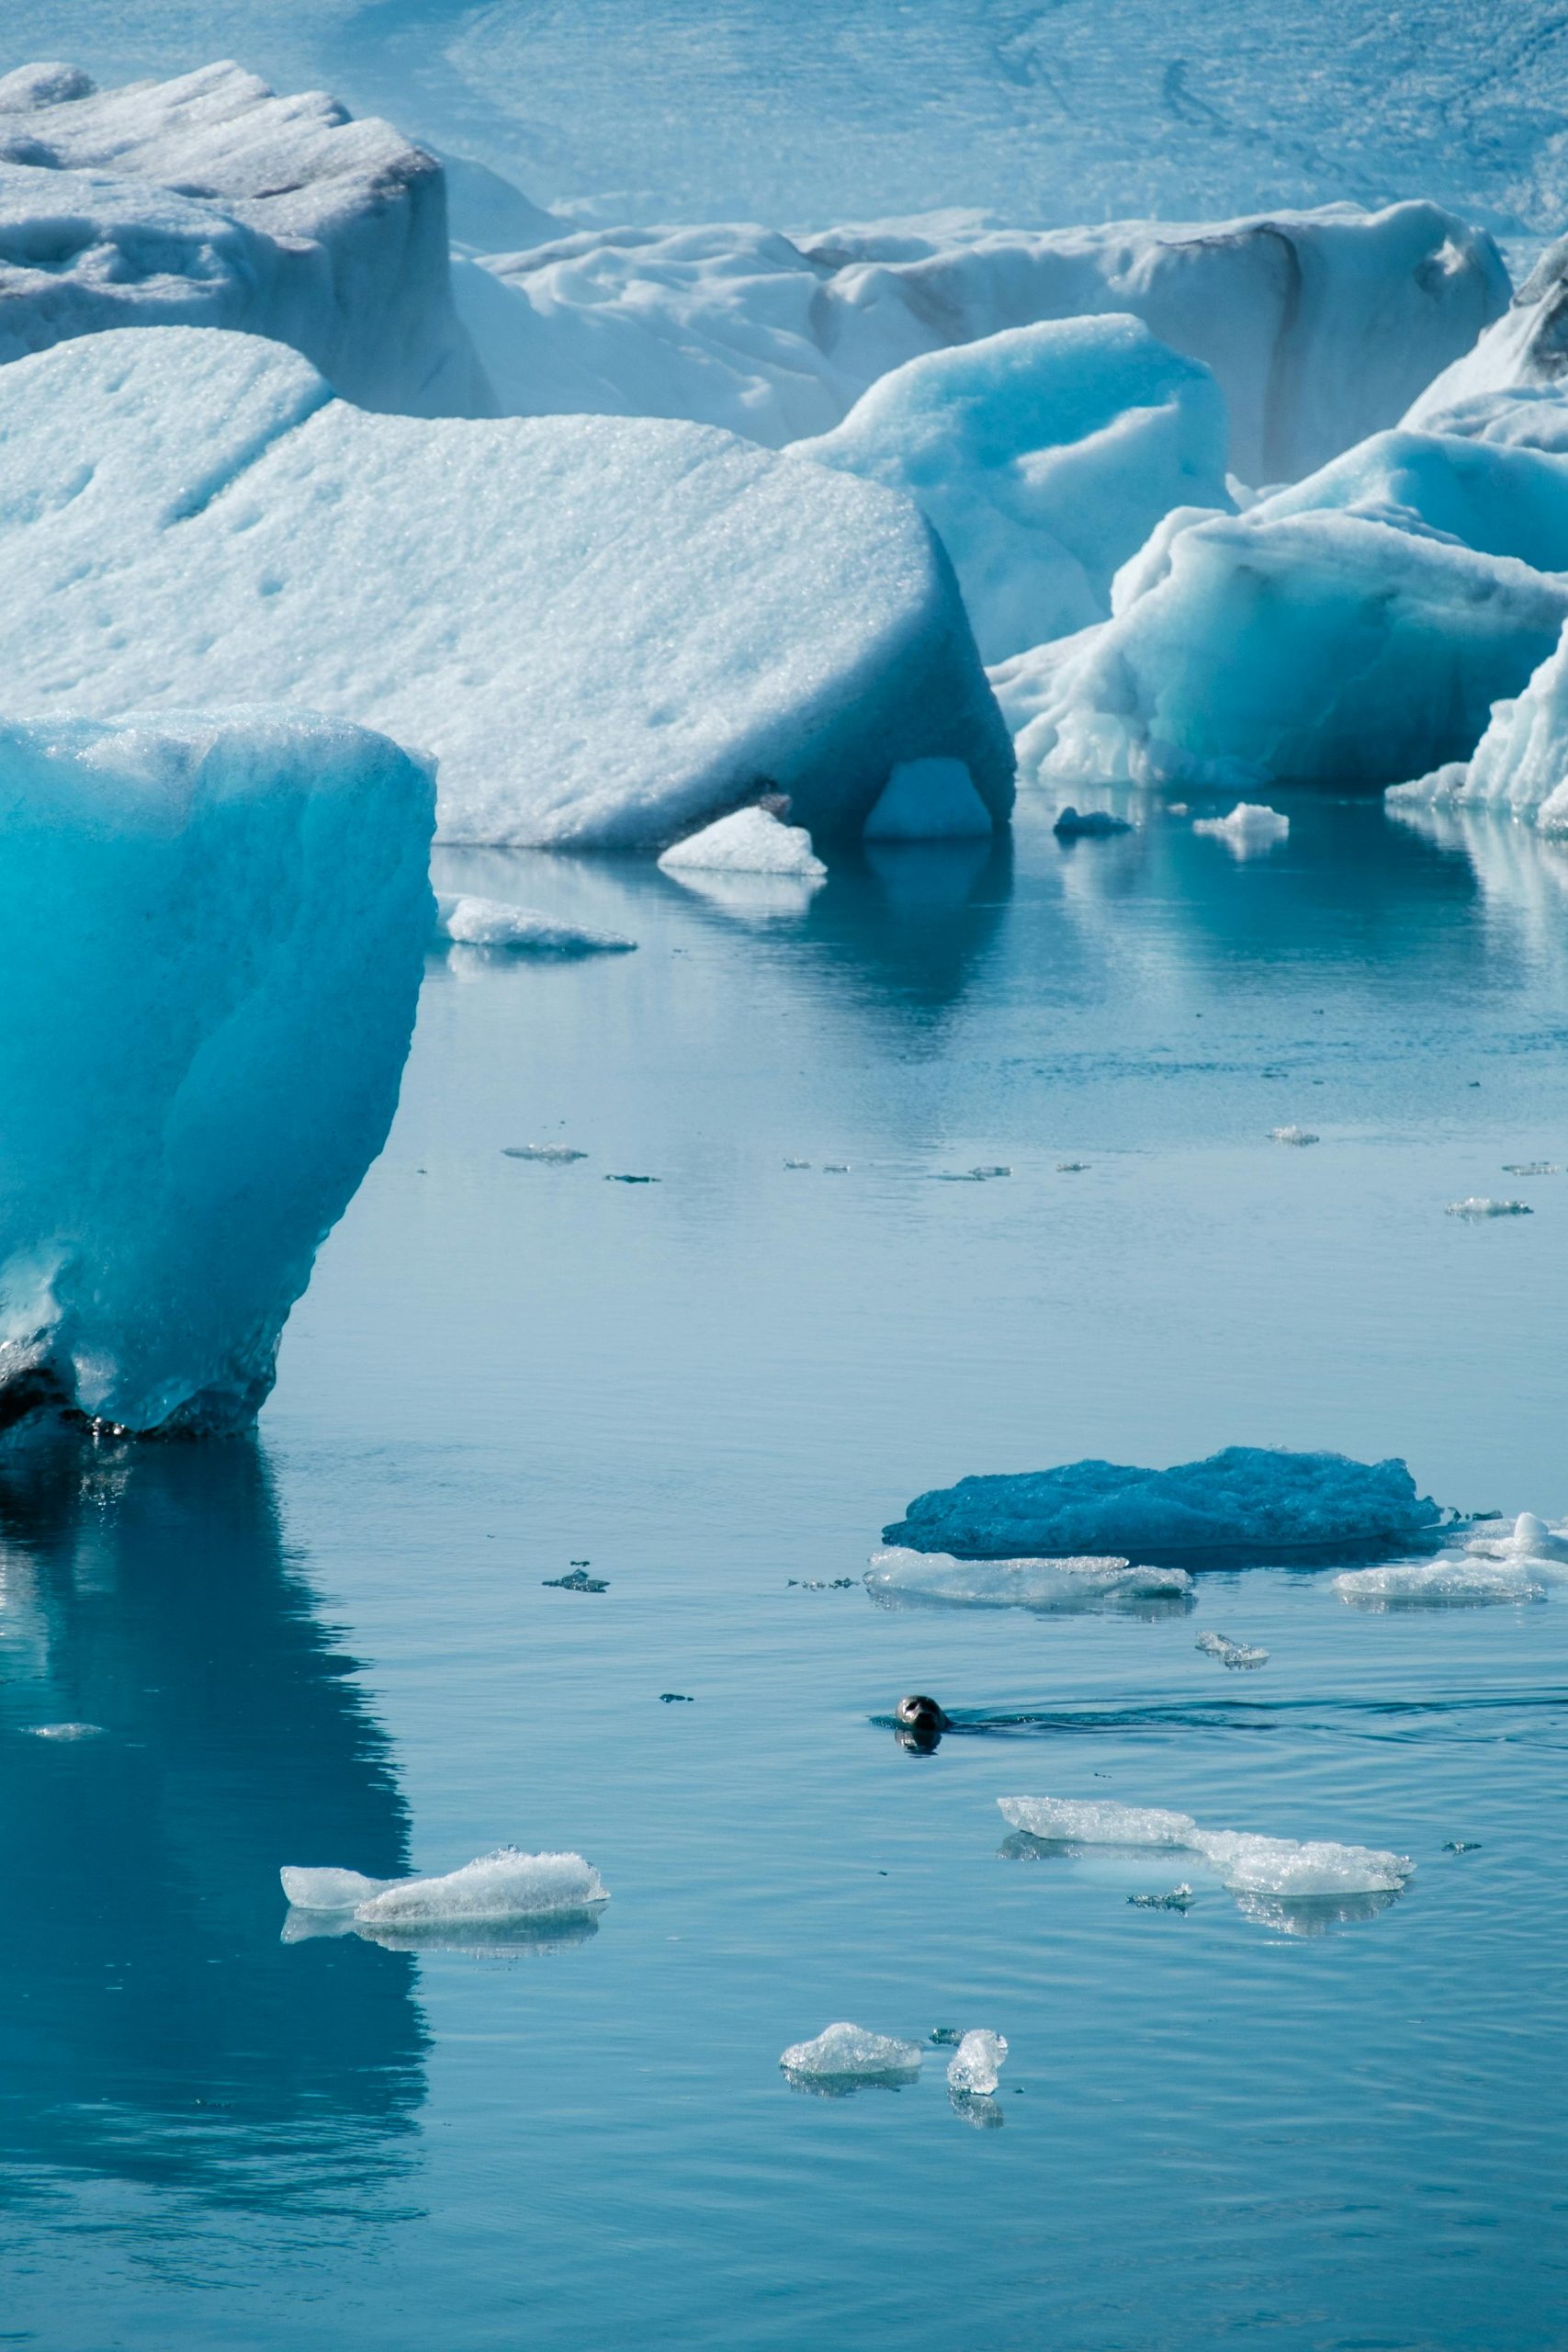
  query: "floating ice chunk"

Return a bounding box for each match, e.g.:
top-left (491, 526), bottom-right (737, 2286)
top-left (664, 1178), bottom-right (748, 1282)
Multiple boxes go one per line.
top-left (998, 1796), bottom-right (1413, 1899)
top-left (865, 1546), bottom-right (1192, 1612)
top-left (503, 1145), bottom-right (588, 1162)
top-left (886, 1446), bottom-right (1443, 1563)
top-left (1508, 1511), bottom-right (1568, 1563)
top-left (779, 2023), bottom-right (923, 2080)
top-left (1056, 1161), bottom-right (1090, 1172)
top-left (946, 2030), bottom-right (1008, 2095)
top-left (279, 1866), bottom-right (395, 1913)
top-left (1195, 1631), bottom-right (1269, 1669)
top-left (0, 709), bottom-right (433, 1434)
top-left (1269, 1125), bottom-right (1319, 1146)
top-left (1503, 1162), bottom-right (1562, 1176)
top-left (435, 896), bottom-right (636, 955)
top-left (863, 758), bottom-right (994, 841)
top-left (26, 1721), bottom-right (104, 1740)
top-left (1334, 1559), bottom-right (1547, 1608)
top-left (1128, 1885), bottom-right (1194, 1910)
top-left (931, 1164), bottom-right (1011, 1182)
top-left (784, 1159), bottom-right (811, 1169)
top-left (1054, 806), bottom-right (1133, 838)
top-left (1446, 1197), bottom-right (1531, 1218)
top-left (1444, 1840), bottom-right (1483, 1854)
top-left (353, 1848), bottom-right (608, 1926)
top-left (0, 327), bottom-right (1013, 850)
top-left (543, 1567), bottom-right (609, 1591)
top-left (1192, 802), bottom-right (1290, 852)
top-left (659, 807), bottom-right (828, 876)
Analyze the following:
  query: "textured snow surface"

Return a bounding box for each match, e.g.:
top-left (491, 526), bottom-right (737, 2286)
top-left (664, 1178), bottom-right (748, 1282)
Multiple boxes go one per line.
top-left (779, 2023), bottom-right (924, 2079)
top-left (657, 808), bottom-right (827, 875)
top-left (0, 707), bottom-right (432, 1434)
top-left (0, 326), bottom-right (1011, 848)
top-left (434, 895), bottom-right (636, 954)
top-left (0, 60), bottom-right (488, 415)
top-left (998, 1797), bottom-right (1414, 1896)
top-left (864, 1547), bottom-right (1193, 1611)
top-left (464, 205), bottom-right (1499, 488)
top-left (947, 2030), bottom-right (1007, 2095)
top-left (1392, 619), bottom-right (1568, 833)
top-left (998, 427), bottom-right (1568, 796)
top-left (282, 1849), bottom-right (610, 1922)
top-left (885, 1447), bottom-right (1442, 1561)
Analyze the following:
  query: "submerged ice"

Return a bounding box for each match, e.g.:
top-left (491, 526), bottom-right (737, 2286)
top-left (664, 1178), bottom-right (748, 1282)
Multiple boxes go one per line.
top-left (864, 1547), bottom-right (1192, 1611)
top-left (0, 709), bottom-right (432, 1433)
top-left (998, 1796), bottom-right (1414, 1900)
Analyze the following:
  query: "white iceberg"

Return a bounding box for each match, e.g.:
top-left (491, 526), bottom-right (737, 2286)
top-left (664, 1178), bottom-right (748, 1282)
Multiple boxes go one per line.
top-left (864, 1547), bottom-right (1193, 1611)
top-left (946, 2030), bottom-right (1007, 2096)
top-left (0, 60), bottom-right (488, 416)
top-left (434, 895), bottom-right (636, 954)
top-left (998, 1796), bottom-right (1413, 1898)
top-left (778, 2022), bottom-right (923, 2080)
top-left (0, 708), bottom-right (432, 1434)
top-left (461, 202), bottom-right (1501, 486)
top-left (658, 807), bottom-right (827, 876)
top-left (1192, 803), bottom-right (1290, 852)
top-left (1335, 1510), bottom-right (1568, 1607)
top-left (884, 1446), bottom-right (1444, 1563)
top-left (1407, 235), bottom-right (1568, 439)
top-left (795, 316), bottom-right (1231, 662)
top-left (281, 1847), bottom-right (609, 1923)
top-left (1391, 618), bottom-right (1568, 834)
top-left (0, 325), bottom-right (1012, 849)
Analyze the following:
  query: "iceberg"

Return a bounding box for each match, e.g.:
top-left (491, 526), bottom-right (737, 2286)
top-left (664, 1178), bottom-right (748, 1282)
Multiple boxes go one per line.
top-left (884, 1447), bottom-right (1445, 1564)
top-left (461, 203), bottom-right (1502, 486)
top-left (434, 895), bottom-right (636, 954)
top-left (281, 1847), bottom-right (610, 1923)
top-left (658, 807), bottom-right (827, 876)
top-left (946, 2030), bottom-right (1007, 2096)
top-left (998, 1795), bottom-right (1413, 1898)
top-left (1192, 802), bottom-right (1290, 852)
top-left (1335, 1510), bottom-right (1568, 1607)
top-left (1269, 1125), bottom-right (1320, 1146)
top-left (0, 60), bottom-right (489, 416)
top-left (795, 317), bottom-right (1231, 662)
top-left (1391, 619), bottom-right (1568, 834)
top-left (778, 2023), bottom-right (923, 2081)
top-left (0, 708), bottom-right (432, 1435)
top-left (0, 326), bottom-right (1012, 849)
top-left (864, 1547), bottom-right (1193, 1611)
top-left (1408, 235), bottom-right (1568, 438)
top-left (1054, 807), bottom-right (1132, 838)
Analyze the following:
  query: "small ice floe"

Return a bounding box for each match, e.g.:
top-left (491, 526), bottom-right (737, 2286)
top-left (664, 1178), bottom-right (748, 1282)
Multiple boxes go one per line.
top-left (604, 1172), bottom-right (659, 1183)
top-left (822, 1162), bottom-right (851, 1173)
top-left (784, 1158), bottom-right (811, 1169)
top-left (659, 1691), bottom-right (694, 1703)
top-left (434, 895), bottom-right (637, 956)
top-left (1503, 1162), bottom-right (1562, 1176)
top-left (27, 1721), bottom-right (105, 1740)
top-left (885, 1445), bottom-right (1446, 1565)
top-left (1444, 1840), bottom-right (1483, 1854)
top-left (503, 1144), bottom-right (588, 1162)
top-left (281, 1847), bottom-right (609, 1928)
top-left (865, 1546), bottom-right (1192, 1614)
top-left (1195, 1630), bottom-right (1269, 1669)
top-left (1447, 1197), bottom-right (1531, 1218)
top-left (1336, 1510), bottom-right (1568, 1609)
top-left (930, 2027), bottom-right (964, 2047)
top-left (787, 1577), bottom-right (857, 1589)
top-left (1056, 1160), bottom-right (1089, 1172)
top-left (779, 2022), bottom-right (924, 2087)
top-left (1192, 802), bottom-right (1291, 853)
top-left (946, 2030), bottom-right (1008, 2095)
top-left (544, 1567), bottom-right (608, 1592)
top-left (1054, 806), bottom-right (1131, 839)
top-left (998, 1795), bottom-right (1412, 1929)
top-left (659, 806), bottom-right (827, 876)
top-left (1269, 1125), bottom-right (1319, 1146)
top-left (931, 1164), bottom-right (1011, 1182)
top-left (1128, 1884), bottom-right (1194, 1911)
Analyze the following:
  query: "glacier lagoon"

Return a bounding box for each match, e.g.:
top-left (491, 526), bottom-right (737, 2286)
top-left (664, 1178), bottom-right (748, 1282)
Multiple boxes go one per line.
top-left (3, 798), bottom-right (1568, 2348)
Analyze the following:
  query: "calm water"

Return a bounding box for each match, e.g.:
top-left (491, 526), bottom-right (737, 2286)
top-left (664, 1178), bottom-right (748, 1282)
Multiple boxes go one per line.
top-left (4, 797), bottom-right (1567, 2349)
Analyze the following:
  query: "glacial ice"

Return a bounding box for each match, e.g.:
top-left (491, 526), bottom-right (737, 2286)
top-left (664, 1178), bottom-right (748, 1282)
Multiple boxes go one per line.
top-left (1408, 236), bottom-right (1568, 439)
top-left (1054, 807), bottom-right (1132, 838)
top-left (1446, 1198), bottom-right (1532, 1218)
top-left (1390, 619), bottom-right (1568, 834)
top-left (658, 808), bottom-right (828, 876)
top-left (281, 1848), bottom-right (610, 1923)
top-left (946, 2030), bottom-right (1007, 2096)
top-left (884, 1447), bottom-right (1443, 1563)
top-left (863, 1547), bottom-right (1194, 1611)
top-left (1192, 803), bottom-right (1290, 852)
top-left (998, 1796), bottom-right (1414, 1898)
top-left (795, 316), bottom-right (1231, 662)
top-left (0, 326), bottom-right (1013, 849)
top-left (0, 61), bottom-right (488, 416)
top-left (1335, 1510), bottom-right (1568, 1607)
top-left (434, 895), bottom-right (637, 955)
top-left (1195, 1631), bottom-right (1269, 1669)
top-left (461, 202), bottom-right (1501, 485)
top-left (779, 2023), bottom-right (924, 2080)
top-left (0, 708), bottom-right (432, 1433)
top-left (862, 759), bottom-right (995, 842)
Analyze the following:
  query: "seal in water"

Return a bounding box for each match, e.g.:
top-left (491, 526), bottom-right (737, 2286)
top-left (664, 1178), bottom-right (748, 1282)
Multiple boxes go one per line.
top-left (894, 1693), bottom-right (952, 1751)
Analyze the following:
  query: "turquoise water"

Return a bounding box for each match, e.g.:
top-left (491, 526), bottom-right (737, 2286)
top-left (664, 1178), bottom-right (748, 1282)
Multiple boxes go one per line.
top-left (4, 797), bottom-right (1567, 2348)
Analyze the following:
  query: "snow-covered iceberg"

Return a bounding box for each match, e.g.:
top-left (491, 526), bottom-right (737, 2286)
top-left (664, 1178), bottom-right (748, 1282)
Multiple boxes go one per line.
top-left (658, 807), bottom-right (827, 875)
top-left (0, 326), bottom-right (1012, 848)
top-left (461, 202), bottom-right (1502, 485)
top-left (0, 60), bottom-right (488, 416)
top-left (795, 316), bottom-right (1231, 662)
top-left (884, 1447), bottom-right (1444, 1563)
top-left (998, 1796), bottom-right (1413, 1899)
top-left (0, 708), bottom-right (433, 1434)
top-left (864, 1547), bottom-right (1193, 1611)
top-left (778, 2022), bottom-right (923, 2081)
top-left (281, 1847), bottom-right (609, 1922)
top-left (1408, 233), bottom-right (1568, 438)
